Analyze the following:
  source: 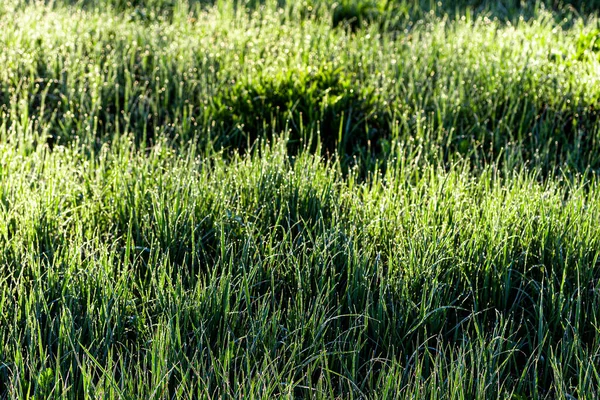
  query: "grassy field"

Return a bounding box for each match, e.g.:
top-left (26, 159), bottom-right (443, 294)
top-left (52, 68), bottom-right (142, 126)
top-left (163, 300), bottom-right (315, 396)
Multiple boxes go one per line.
top-left (1, 0), bottom-right (600, 398)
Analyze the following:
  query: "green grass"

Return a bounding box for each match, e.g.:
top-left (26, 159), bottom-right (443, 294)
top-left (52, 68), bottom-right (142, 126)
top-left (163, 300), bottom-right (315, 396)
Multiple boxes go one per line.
top-left (2, 0), bottom-right (600, 398)
top-left (2, 0), bottom-right (600, 172)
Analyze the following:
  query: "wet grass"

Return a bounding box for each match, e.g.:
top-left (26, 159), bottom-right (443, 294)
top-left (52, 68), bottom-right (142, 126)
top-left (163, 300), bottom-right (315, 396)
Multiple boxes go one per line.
top-left (1, 0), bottom-right (600, 398)
top-left (2, 1), bottom-right (600, 171)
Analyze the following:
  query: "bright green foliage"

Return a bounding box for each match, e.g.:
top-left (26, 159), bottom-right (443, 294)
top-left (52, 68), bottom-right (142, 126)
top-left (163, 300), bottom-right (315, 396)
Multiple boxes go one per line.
top-left (1, 1), bottom-right (600, 170)
top-left (1, 0), bottom-right (600, 399)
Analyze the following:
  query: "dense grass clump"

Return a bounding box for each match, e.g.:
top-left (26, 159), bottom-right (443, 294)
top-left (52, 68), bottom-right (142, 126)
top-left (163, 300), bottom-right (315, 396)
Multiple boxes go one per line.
top-left (2, 0), bottom-right (600, 398)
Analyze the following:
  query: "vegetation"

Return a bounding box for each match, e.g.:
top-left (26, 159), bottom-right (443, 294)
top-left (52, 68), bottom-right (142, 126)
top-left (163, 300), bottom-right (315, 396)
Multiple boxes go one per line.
top-left (1, 0), bottom-right (600, 398)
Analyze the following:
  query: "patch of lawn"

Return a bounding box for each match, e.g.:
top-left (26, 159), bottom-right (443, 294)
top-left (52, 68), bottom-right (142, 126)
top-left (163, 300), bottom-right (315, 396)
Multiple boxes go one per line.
top-left (2, 0), bottom-right (600, 398)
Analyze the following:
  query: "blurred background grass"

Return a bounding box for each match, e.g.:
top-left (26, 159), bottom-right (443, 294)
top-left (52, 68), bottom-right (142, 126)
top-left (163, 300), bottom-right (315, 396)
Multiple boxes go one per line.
top-left (1, 0), bottom-right (600, 398)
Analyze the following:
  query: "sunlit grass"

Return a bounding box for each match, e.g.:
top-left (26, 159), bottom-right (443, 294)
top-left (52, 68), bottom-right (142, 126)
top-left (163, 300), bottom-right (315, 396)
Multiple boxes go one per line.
top-left (1, 0), bottom-right (600, 398)
top-left (1, 1), bottom-right (599, 169)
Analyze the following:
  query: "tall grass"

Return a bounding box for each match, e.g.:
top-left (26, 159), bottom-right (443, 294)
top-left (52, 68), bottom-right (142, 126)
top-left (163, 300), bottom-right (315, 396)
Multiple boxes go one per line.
top-left (1, 0), bottom-right (600, 398)
top-left (1, 0), bottom-right (600, 170)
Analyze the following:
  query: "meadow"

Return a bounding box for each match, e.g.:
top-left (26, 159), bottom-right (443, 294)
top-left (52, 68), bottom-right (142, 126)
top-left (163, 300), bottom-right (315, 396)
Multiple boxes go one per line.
top-left (1, 0), bottom-right (600, 398)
